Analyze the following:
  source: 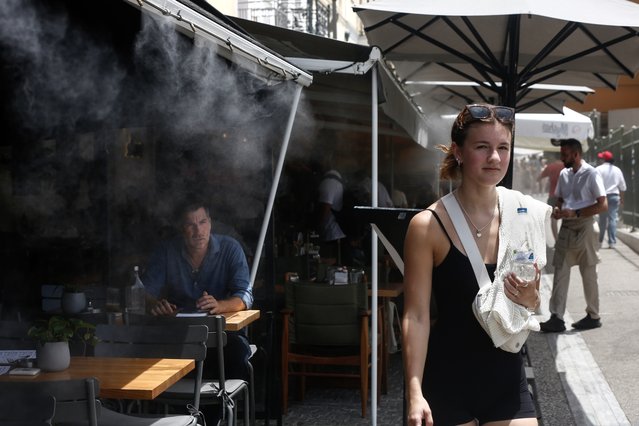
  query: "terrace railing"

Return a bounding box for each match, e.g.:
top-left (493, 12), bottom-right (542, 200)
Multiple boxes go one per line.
top-left (590, 125), bottom-right (639, 231)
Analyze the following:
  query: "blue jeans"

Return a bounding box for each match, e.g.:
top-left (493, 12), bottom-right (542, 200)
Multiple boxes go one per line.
top-left (599, 194), bottom-right (620, 245)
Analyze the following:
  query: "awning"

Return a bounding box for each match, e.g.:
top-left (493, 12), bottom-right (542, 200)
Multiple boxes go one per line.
top-left (231, 17), bottom-right (430, 148)
top-left (121, 0), bottom-right (312, 86)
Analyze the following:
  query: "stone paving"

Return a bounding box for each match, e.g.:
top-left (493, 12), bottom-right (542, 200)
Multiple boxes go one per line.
top-left (282, 353), bottom-right (404, 425)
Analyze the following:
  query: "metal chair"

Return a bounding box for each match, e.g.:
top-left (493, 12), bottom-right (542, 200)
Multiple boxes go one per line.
top-left (146, 315), bottom-right (251, 426)
top-left (0, 377), bottom-right (100, 426)
top-left (281, 281), bottom-right (382, 418)
top-left (0, 377), bottom-right (200, 426)
top-left (0, 381), bottom-right (56, 426)
top-left (94, 323), bottom-right (207, 424)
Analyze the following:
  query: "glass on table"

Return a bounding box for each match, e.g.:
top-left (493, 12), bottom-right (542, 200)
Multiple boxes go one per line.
top-left (105, 287), bottom-right (121, 312)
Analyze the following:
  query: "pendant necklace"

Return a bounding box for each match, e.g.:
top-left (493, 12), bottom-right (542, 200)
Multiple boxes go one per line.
top-left (454, 191), bottom-right (497, 238)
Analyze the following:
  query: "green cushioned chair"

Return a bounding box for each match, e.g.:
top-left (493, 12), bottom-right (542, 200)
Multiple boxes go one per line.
top-left (281, 281), bottom-right (381, 418)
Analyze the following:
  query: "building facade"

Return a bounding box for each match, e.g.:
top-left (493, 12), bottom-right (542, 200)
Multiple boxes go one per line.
top-left (208, 0), bottom-right (366, 43)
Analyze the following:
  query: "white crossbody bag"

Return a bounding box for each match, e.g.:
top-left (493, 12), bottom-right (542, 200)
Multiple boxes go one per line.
top-left (441, 192), bottom-right (537, 353)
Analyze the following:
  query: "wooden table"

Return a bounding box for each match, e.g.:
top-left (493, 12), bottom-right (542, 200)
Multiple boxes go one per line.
top-left (222, 309), bottom-right (260, 332)
top-left (0, 356), bottom-right (194, 400)
top-left (370, 281), bottom-right (404, 299)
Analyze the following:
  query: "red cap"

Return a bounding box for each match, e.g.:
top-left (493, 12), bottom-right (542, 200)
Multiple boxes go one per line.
top-left (598, 151), bottom-right (613, 161)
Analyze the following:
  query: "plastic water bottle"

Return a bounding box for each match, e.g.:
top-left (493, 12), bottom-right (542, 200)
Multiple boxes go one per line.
top-left (512, 208), bottom-right (536, 282)
top-left (125, 266), bottom-right (146, 315)
top-left (513, 247), bottom-right (536, 281)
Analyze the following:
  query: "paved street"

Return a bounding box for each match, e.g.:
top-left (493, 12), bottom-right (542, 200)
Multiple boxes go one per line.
top-left (280, 225), bottom-right (639, 426)
top-left (530, 224), bottom-right (639, 426)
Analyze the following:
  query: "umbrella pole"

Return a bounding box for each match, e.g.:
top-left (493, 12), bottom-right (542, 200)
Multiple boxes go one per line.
top-left (501, 15), bottom-right (521, 189)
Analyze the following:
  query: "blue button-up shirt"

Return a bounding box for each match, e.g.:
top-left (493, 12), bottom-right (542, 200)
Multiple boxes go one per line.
top-left (143, 234), bottom-right (252, 310)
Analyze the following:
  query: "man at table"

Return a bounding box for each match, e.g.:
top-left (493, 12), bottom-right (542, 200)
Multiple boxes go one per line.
top-left (142, 197), bottom-right (253, 381)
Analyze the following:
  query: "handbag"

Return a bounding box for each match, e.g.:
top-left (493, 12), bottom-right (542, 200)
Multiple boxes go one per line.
top-left (441, 192), bottom-right (539, 353)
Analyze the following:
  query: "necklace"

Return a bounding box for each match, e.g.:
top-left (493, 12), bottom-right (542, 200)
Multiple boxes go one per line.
top-left (454, 191), bottom-right (497, 238)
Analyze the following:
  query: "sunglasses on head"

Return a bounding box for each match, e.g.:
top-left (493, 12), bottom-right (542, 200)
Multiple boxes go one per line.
top-left (463, 104), bottom-right (515, 124)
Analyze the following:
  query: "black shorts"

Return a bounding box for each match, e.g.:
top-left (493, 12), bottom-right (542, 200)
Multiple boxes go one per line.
top-left (425, 363), bottom-right (536, 425)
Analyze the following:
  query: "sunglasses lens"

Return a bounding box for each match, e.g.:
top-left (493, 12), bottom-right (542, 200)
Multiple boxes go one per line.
top-left (465, 105), bottom-right (514, 123)
top-left (493, 107), bottom-right (515, 122)
top-left (467, 105), bottom-right (491, 119)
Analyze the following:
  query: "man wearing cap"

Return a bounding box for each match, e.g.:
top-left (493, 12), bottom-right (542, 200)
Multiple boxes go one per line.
top-left (540, 139), bottom-right (607, 332)
top-left (596, 150), bottom-right (627, 249)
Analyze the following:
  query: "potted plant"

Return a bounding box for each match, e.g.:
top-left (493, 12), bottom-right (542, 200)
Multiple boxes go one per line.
top-left (28, 316), bottom-right (96, 372)
top-left (61, 283), bottom-right (87, 314)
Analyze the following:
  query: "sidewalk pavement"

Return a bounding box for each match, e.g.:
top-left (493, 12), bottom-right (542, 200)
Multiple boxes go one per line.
top-left (530, 224), bottom-right (639, 425)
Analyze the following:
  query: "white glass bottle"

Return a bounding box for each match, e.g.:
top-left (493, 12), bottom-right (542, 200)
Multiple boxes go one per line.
top-left (125, 265), bottom-right (146, 315)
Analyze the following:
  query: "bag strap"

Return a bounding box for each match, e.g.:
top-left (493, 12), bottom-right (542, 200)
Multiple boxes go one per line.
top-left (441, 192), bottom-right (492, 288)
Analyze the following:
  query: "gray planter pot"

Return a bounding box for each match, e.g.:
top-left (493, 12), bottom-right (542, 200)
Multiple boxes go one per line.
top-left (37, 341), bottom-right (70, 372)
top-left (62, 292), bottom-right (86, 314)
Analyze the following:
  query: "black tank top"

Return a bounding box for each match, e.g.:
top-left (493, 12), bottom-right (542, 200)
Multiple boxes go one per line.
top-left (422, 210), bottom-right (531, 425)
top-left (427, 209), bottom-right (497, 355)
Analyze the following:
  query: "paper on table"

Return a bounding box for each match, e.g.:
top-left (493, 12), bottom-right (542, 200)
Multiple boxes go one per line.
top-left (9, 367), bottom-right (40, 376)
top-left (176, 312), bottom-right (208, 317)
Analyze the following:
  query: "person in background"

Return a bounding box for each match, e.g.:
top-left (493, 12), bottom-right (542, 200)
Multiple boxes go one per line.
top-left (403, 104), bottom-right (542, 426)
top-left (540, 139), bottom-right (607, 333)
top-left (596, 150), bottom-right (627, 249)
top-left (316, 166), bottom-right (347, 263)
top-left (352, 173), bottom-right (394, 208)
top-left (143, 197), bottom-right (252, 381)
top-left (537, 153), bottom-right (565, 240)
top-left (392, 188), bottom-right (409, 208)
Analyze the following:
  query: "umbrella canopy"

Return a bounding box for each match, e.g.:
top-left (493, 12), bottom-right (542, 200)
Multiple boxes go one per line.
top-left (439, 107), bottom-right (594, 151)
top-left (355, 0), bottom-right (639, 108)
top-left (355, 0), bottom-right (639, 185)
top-left (407, 80), bottom-right (595, 115)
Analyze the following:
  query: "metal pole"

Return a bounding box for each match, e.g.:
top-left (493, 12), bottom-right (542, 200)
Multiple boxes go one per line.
top-left (502, 15), bottom-right (521, 190)
top-left (371, 64), bottom-right (379, 426)
top-left (249, 83), bottom-right (303, 286)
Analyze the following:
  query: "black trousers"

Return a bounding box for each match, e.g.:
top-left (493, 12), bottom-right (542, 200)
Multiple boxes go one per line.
top-left (203, 330), bottom-right (251, 381)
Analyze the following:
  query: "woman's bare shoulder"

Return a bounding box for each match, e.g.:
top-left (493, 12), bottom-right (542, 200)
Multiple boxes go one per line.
top-left (409, 201), bottom-right (447, 233)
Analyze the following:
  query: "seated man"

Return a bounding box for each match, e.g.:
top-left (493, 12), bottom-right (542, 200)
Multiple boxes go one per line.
top-left (143, 197), bottom-right (253, 381)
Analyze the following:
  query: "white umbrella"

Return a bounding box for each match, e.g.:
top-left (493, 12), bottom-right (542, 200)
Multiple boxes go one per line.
top-left (355, 0), bottom-right (639, 186)
top-left (440, 106), bottom-right (594, 150)
top-left (514, 107), bottom-right (594, 151)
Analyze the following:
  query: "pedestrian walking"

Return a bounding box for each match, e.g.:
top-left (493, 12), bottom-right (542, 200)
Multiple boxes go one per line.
top-left (540, 139), bottom-right (608, 333)
top-left (596, 150), bottom-right (627, 249)
top-left (403, 103), bottom-right (542, 426)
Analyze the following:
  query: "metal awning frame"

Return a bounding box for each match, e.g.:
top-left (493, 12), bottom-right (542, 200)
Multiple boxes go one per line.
top-left (122, 0), bottom-right (312, 86)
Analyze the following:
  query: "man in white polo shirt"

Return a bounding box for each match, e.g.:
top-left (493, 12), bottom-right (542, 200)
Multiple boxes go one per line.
top-left (596, 150), bottom-right (627, 249)
top-left (540, 139), bottom-right (608, 332)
